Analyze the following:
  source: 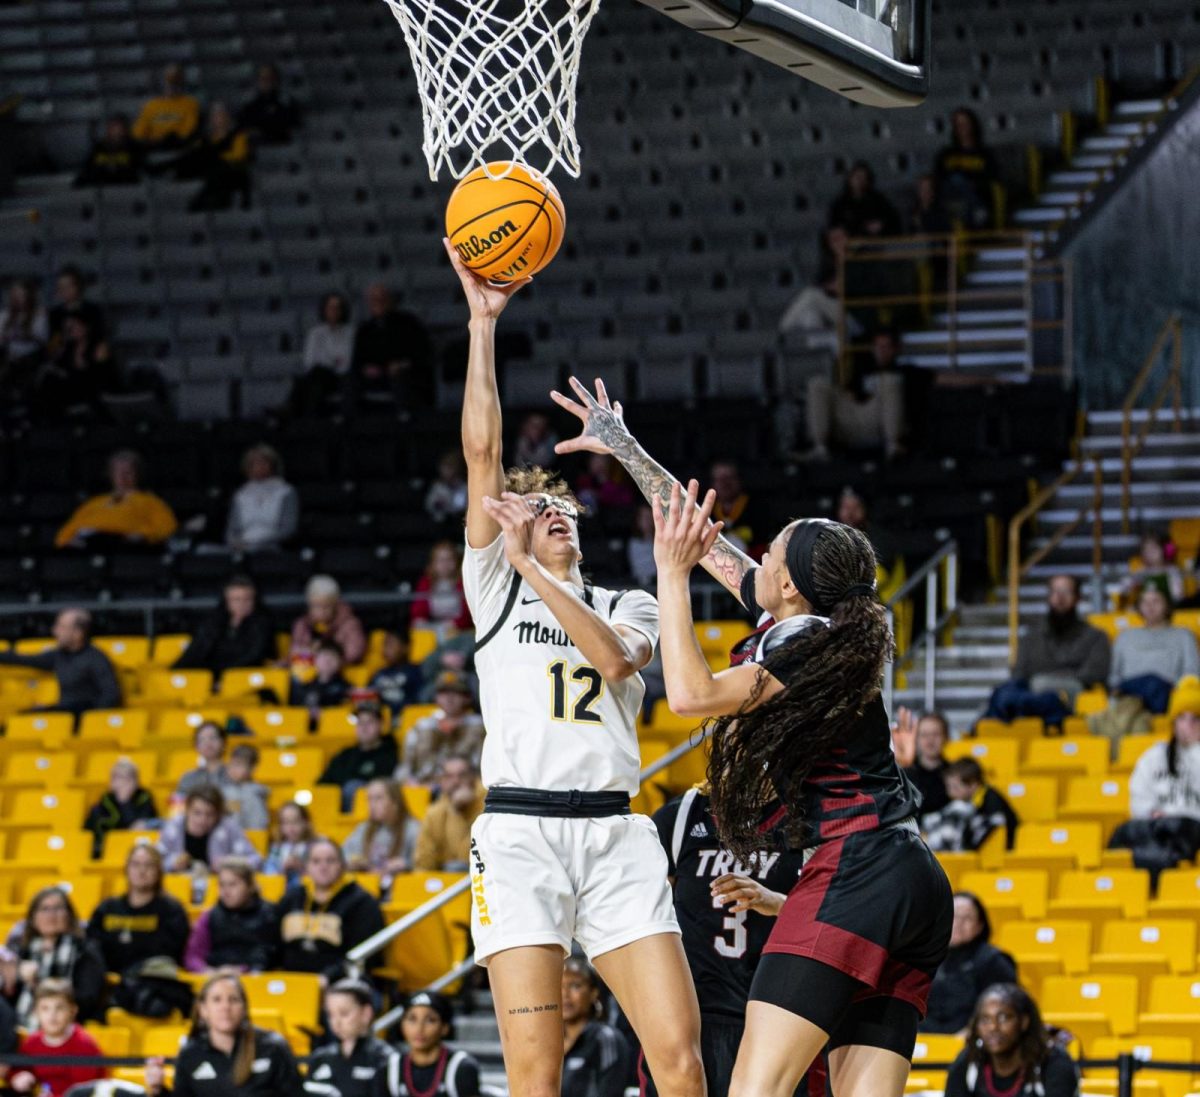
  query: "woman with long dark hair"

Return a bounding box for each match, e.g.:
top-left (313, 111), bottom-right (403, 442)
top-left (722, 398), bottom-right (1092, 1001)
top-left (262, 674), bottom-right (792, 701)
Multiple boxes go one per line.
top-left (944, 983), bottom-right (1079, 1097)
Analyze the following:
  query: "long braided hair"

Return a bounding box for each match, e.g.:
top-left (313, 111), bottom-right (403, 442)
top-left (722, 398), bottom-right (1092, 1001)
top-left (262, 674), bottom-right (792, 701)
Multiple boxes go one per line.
top-left (707, 520), bottom-right (894, 860)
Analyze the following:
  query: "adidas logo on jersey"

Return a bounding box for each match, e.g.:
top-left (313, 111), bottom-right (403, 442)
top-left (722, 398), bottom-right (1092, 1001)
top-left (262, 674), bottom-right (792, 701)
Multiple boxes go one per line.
top-left (192, 1063), bottom-right (217, 1080)
top-left (690, 822), bottom-right (709, 838)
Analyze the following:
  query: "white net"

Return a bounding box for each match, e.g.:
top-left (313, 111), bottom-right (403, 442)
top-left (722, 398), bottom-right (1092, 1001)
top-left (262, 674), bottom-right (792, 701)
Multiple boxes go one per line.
top-left (380, 0), bottom-right (603, 181)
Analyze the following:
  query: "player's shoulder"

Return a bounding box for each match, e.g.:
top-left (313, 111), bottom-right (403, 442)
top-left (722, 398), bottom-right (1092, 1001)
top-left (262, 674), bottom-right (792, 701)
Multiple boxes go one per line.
top-left (591, 583), bottom-right (657, 615)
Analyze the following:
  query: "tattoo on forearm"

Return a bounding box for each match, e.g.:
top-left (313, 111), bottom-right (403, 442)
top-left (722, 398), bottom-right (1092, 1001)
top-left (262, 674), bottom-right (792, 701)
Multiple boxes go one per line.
top-left (507, 1003), bottom-right (560, 1015)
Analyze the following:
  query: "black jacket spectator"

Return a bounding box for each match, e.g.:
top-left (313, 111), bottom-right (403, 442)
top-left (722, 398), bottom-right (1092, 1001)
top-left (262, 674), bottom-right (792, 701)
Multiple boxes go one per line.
top-left (186, 896), bottom-right (279, 973)
top-left (827, 161), bottom-right (901, 237)
top-left (48, 266), bottom-right (106, 348)
top-left (934, 108), bottom-right (1001, 230)
top-left (905, 760), bottom-right (949, 816)
top-left (277, 879), bottom-right (385, 984)
top-left (318, 735), bottom-right (400, 790)
top-left (174, 582), bottom-right (276, 677)
top-left (305, 1037), bottom-right (393, 1097)
top-left (84, 783), bottom-right (158, 859)
top-left (349, 284), bottom-right (433, 408)
top-left (34, 313), bottom-right (120, 420)
top-left (238, 64), bottom-right (300, 145)
top-left (75, 114), bottom-right (141, 187)
top-left (0, 609), bottom-right (121, 717)
top-left (87, 891), bottom-right (190, 973)
top-left (163, 1028), bottom-right (304, 1096)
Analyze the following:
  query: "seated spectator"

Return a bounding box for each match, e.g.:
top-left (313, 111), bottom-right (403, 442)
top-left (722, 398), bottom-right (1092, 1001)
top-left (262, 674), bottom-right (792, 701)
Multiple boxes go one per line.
top-left (396, 672), bottom-right (485, 787)
top-left (290, 292), bottom-right (354, 417)
top-left (237, 62), bottom-right (300, 145)
top-left (909, 172), bottom-right (951, 235)
top-left (626, 504), bottom-right (656, 589)
top-left (513, 411), bottom-right (558, 468)
top-left (560, 958), bottom-right (633, 1097)
top-left (934, 107), bottom-right (1000, 231)
top-left (348, 283), bottom-right (432, 410)
top-left (1109, 587), bottom-right (1199, 715)
top-left (84, 758), bottom-right (158, 858)
top-left (292, 574), bottom-right (367, 665)
top-left (183, 859), bottom-right (278, 974)
top-left (1123, 530), bottom-right (1186, 605)
top-left (1109, 677), bottom-right (1200, 879)
top-left (0, 609), bottom-right (121, 718)
top-left (342, 778), bottom-right (420, 890)
top-left (289, 638), bottom-right (352, 716)
top-left (575, 454), bottom-right (635, 512)
top-left (225, 444), bottom-right (298, 553)
top-left (6, 887), bottom-right (106, 1027)
top-left (174, 576), bottom-right (276, 677)
top-left (33, 311), bottom-right (120, 421)
top-left (411, 541), bottom-right (473, 635)
top-left (827, 160), bottom-right (901, 237)
top-left (158, 786), bottom-right (262, 873)
top-left (414, 755), bottom-right (486, 872)
top-left (779, 226), bottom-right (846, 339)
top-left (837, 485), bottom-right (903, 588)
top-left (367, 631), bottom-right (424, 713)
top-left (143, 973), bottom-right (303, 1097)
top-left (318, 700), bottom-right (400, 811)
top-left (375, 991), bottom-right (483, 1097)
top-left (87, 845), bottom-right (189, 974)
top-left (55, 449), bottom-right (178, 551)
top-left (174, 721), bottom-right (230, 799)
top-left (708, 460), bottom-right (761, 554)
top-left (922, 758), bottom-right (1019, 852)
top-left (417, 631), bottom-right (477, 702)
top-left (984, 575), bottom-right (1111, 728)
top-left (424, 450), bottom-right (468, 525)
top-left (922, 892), bottom-right (1017, 1035)
top-left (219, 745), bottom-right (270, 832)
top-left (179, 103), bottom-right (252, 212)
top-left (131, 63), bottom-right (200, 152)
top-left (264, 801), bottom-right (314, 883)
top-left (9, 980), bottom-right (106, 1096)
top-left (0, 277), bottom-right (49, 377)
top-left (307, 979), bottom-right (392, 1097)
top-left (74, 113), bottom-right (141, 187)
top-left (899, 708), bottom-right (951, 816)
top-left (47, 265), bottom-right (106, 350)
top-left (805, 328), bottom-right (907, 462)
top-left (277, 840), bottom-right (385, 983)
top-left (944, 983), bottom-right (1078, 1097)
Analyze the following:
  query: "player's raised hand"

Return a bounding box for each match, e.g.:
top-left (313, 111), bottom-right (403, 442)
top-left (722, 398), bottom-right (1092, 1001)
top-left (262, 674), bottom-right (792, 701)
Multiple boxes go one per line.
top-left (652, 480), bottom-right (723, 575)
top-left (551, 375), bottom-right (631, 456)
top-left (443, 238), bottom-right (530, 320)
top-left (891, 704), bottom-right (917, 766)
top-left (711, 873), bottom-right (787, 917)
top-left (481, 491), bottom-right (537, 569)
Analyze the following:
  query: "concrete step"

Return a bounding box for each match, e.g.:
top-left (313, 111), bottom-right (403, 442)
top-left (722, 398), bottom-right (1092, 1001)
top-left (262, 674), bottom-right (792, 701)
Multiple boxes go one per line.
top-left (1013, 207), bottom-right (1067, 224)
top-left (1114, 99), bottom-right (1165, 117)
top-left (1035, 191), bottom-right (1084, 206)
top-left (903, 326), bottom-right (1028, 347)
top-left (1105, 121), bottom-right (1148, 137)
top-left (1053, 482), bottom-right (1200, 507)
top-left (899, 349), bottom-right (1029, 370)
top-left (1048, 170), bottom-right (1103, 187)
top-left (933, 308), bottom-right (1026, 326)
top-left (1080, 431), bottom-right (1200, 456)
top-left (976, 247), bottom-right (1029, 263)
top-left (1082, 134), bottom-right (1134, 151)
top-left (963, 268), bottom-right (1030, 284)
top-left (1071, 154), bottom-right (1117, 169)
top-left (1085, 408), bottom-right (1200, 436)
top-left (1037, 505), bottom-right (1200, 531)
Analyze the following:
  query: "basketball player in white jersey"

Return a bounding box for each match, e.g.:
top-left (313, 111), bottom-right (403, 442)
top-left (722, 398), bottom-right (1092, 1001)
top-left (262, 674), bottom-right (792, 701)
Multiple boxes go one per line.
top-left (444, 239), bottom-right (705, 1097)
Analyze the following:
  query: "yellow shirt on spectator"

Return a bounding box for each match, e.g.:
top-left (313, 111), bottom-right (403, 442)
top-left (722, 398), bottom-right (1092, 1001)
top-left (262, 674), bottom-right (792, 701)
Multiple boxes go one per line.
top-left (55, 490), bottom-right (178, 547)
top-left (131, 94), bottom-right (200, 144)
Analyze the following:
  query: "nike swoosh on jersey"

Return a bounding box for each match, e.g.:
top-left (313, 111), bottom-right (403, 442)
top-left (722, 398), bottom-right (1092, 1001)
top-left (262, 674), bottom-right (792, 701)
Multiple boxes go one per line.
top-left (520, 596), bottom-right (543, 605)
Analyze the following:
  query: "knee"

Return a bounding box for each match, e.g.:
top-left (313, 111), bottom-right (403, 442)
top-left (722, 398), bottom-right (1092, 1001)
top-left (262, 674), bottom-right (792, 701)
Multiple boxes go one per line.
top-left (650, 1043), bottom-right (705, 1094)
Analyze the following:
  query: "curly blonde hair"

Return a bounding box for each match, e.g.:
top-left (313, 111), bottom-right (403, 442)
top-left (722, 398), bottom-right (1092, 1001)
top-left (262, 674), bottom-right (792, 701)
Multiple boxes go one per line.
top-left (503, 466), bottom-right (587, 516)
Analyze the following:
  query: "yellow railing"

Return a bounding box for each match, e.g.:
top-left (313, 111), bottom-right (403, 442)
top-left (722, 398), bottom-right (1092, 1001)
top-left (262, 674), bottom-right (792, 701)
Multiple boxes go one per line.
top-left (1120, 313), bottom-right (1185, 534)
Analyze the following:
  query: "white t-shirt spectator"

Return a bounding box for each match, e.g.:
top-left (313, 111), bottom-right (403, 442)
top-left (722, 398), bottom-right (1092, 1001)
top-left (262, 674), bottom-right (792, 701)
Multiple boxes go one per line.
top-left (303, 322), bottom-right (355, 375)
top-left (226, 476), bottom-right (300, 552)
top-left (1129, 740), bottom-right (1200, 821)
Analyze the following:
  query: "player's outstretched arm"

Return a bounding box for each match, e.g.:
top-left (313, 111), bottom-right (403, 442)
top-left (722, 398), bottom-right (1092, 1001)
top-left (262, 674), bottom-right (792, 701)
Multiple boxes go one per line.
top-left (446, 238), bottom-right (530, 549)
top-left (710, 873), bottom-right (787, 917)
top-left (552, 376), bottom-right (758, 606)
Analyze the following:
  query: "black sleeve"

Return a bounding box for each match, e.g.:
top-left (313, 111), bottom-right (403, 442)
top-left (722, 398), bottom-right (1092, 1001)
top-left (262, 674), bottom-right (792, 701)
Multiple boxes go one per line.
top-left (942, 1051), bottom-right (972, 1097)
top-left (242, 614), bottom-right (277, 667)
top-left (134, 789), bottom-right (160, 823)
top-left (451, 1053), bottom-right (482, 1097)
top-left (339, 893), bottom-right (386, 974)
top-left (596, 1027), bottom-right (633, 1097)
top-left (162, 898), bottom-right (192, 963)
top-left (169, 1043), bottom-right (197, 1097)
top-left (93, 651), bottom-right (123, 709)
top-left (269, 1035), bottom-right (306, 1097)
top-left (1041, 1048), bottom-right (1080, 1097)
top-left (740, 567), bottom-right (762, 619)
top-left (0, 996), bottom-right (16, 1055)
top-left (652, 799), bottom-right (680, 876)
top-left (0, 651), bottom-right (56, 671)
top-left (173, 615), bottom-right (219, 669)
top-left (73, 937), bottom-right (109, 1021)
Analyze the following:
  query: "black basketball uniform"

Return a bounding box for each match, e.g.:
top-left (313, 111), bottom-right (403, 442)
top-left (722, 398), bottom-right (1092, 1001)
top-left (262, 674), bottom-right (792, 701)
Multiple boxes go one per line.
top-left (373, 1047), bottom-right (482, 1097)
top-left (304, 1036), bottom-right (393, 1097)
top-left (562, 1021), bottom-right (633, 1097)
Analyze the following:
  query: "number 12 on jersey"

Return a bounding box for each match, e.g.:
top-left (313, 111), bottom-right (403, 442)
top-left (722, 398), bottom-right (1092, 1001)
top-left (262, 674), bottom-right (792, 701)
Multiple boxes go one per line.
top-left (547, 660), bottom-right (605, 724)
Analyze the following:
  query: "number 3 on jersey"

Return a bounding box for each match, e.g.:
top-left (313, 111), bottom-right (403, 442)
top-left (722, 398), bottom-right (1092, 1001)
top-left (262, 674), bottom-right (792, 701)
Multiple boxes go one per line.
top-left (712, 895), bottom-right (748, 958)
top-left (548, 660), bottom-right (605, 724)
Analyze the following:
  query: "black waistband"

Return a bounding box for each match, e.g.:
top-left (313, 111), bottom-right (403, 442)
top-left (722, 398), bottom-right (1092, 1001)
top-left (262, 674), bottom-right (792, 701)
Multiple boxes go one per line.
top-left (484, 787), bottom-right (632, 817)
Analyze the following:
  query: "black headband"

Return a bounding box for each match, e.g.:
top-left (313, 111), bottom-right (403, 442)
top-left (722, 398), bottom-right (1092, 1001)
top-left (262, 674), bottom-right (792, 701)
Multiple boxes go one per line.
top-left (785, 519), bottom-right (877, 614)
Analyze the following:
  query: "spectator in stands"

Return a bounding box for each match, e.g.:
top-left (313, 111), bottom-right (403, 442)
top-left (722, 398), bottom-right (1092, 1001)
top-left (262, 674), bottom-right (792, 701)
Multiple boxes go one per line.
top-left (922, 894), bottom-right (1017, 1035)
top-left (158, 785), bottom-right (262, 873)
top-left (411, 541), bottom-right (472, 635)
top-left (47, 265), bottom-right (105, 350)
top-left (87, 845), bottom-right (189, 973)
top-left (0, 278), bottom-right (49, 375)
top-left (219, 744), bottom-right (270, 832)
top-left (627, 504), bottom-right (656, 590)
top-left (898, 707), bottom-right (951, 816)
top-left (1122, 530), bottom-right (1186, 605)
top-left (226, 444), bottom-right (299, 553)
top-left (6, 887), bottom-right (106, 1027)
top-left (560, 958), bottom-right (633, 1097)
top-left (131, 63), bottom-right (200, 152)
top-left (9, 981), bottom-right (106, 1096)
top-left (944, 983), bottom-right (1078, 1097)
top-left (708, 460), bottom-right (760, 554)
top-left (368, 630), bottom-right (423, 714)
top-left (277, 839), bottom-right (385, 983)
top-left (513, 411), bottom-right (558, 468)
top-left (348, 283), bottom-right (432, 410)
top-left (414, 755), bottom-right (485, 872)
top-left (318, 700), bottom-right (400, 810)
top-left (183, 859), bottom-right (278, 974)
top-left (55, 449), bottom-right (177, 551)
top-left (289, 637), bottom-right (352, 716)
top-left (175, 721), bottom-right (230, 798)
top-left (174, 576), bottom-right (276, 678)
top-left (377, 991), bottom-right (483, 1097)
top-left (308, 979), bottom-right (393, 1097)
top-left (180, 103), bottom-right (252, 212)
top-left (0, 609), bottom-right (121, 718)
top-left (934, 107), bottom-right (1000, 230)
top-left (417, 631), bottom-right (477, 702)
top-left (836, 485), bottom-right (902, 583)
top-left (575, 454), bottom-right (636, 512)
top-left (922, 757), bottom-right (1019, 852)
top-left (1109, 676), bottom-right (1200, 878)
top-left (34, 312), bottom-right (119, 420)
top-left (74, 113), bottom-right (141, 188)
top-left (264, 801), bottom-right (315, 883)
top-left (827, 160), bottom-right (901, 238)
top-left (424, 450), bottom-right (469, 525)
top-left (984, 574), bottom-right (1111, 728)
top-left (83, 758), bottom-right (158, 858)
top-left (1109, 587), bottom-right (1199, 714)
top-left (805, 328), bottom-right (907, 462)
top-left (237, 62), bottom-right (300, 145)
top-left (291, 292), bottom-right (354, 417)
top-left (396, 672), bottom-right (485, 787)
top-left (143, 973), bottom-right (303, 1097)
top-left (292, 574), bottom-right (366, 665)
top-left (909, 173), bottom-right (951, 235)
top-left (342, 778), bottom-right (420, 891)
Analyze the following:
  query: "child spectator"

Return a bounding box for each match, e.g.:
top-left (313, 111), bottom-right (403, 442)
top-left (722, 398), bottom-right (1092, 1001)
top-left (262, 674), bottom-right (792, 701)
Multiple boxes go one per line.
top-left (75, 113), bottom-right (141, 187)
top-left (367, 630), bottom-right (423, 713)
top-left (174, 721), bottom-right (229, 799)
top-left (414, 755), bottom-right (485, 872)
top-left (55, 449), bottom-right (177, 551)
top-left (305, 979), bottom-right (392, 1097)
top-left (424, 450), bottom-right (469, 525)
top-left (291, 575), bottom-right (366, 665)
top-left (264, 801), bottom-right (315, 883)
top-left (374, 991), bottom-right (482, 1097)
top-left (84, 758), bottom-right (158, 858)
top-left (87, 846), bottom-right (189, 974)
top-left (1109, 587), bottom-right (1199, 714)
top-left (226, 445), bottom-right (299, 554)
top-left (342, 778), bottom-right (420, 891)
top-left (922, 758), bottom-right (1019, 852)
top-left (289, 638), bottom-right (352, 717)
top-left (317, 701), bottom-right (400, 811)
top-left (174, 576), bottom-right (276, 678)
top-left (184, 859), bottom-right (278, 974)
top-left (395, 672), bottom-right (484, 787)
top-left (900, 708), bottom-right (951, 816)
top-left (179, 103), bottom-right (252, 212)
top-left (158, 786), bottom-right (263, 873)
top-left (237, 63), bottom-right (300, 145)
top-left (9, 980), bottom-right (106, 1096)
top-left (290, 292), bottom-right (354, 416)
top-left (1122, 530), bottom-right (1185, 604)
top-left (131, 63), bottom-right (200, 151)
top-left (411, 542), bottom-right (472, 635)
top-left (219, 745), bottom-right (271, 832)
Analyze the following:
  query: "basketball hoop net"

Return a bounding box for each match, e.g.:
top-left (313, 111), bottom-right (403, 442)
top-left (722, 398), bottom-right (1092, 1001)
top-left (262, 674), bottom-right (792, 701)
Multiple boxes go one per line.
top-left (380, 0), bottom-right (602, 181)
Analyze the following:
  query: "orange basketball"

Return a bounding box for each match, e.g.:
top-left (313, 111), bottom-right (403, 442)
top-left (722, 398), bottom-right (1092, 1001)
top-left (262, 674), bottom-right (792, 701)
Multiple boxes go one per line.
top-left (445, 161), bottom-right (565, 283)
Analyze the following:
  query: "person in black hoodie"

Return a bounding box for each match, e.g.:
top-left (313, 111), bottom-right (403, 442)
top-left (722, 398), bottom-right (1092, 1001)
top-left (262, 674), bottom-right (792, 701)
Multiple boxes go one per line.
top-left (83, 758), bottom-right (159, 858)
top-left (237, 63), bottom-right (301, 145)
top-left (317, 702), bottom-right (400, 811)
top-left (276, 839), bottom-right (385, 984)
top-left (174, 577), bottom-right (276, 680)
top-left (183, 859), bottom-right (278, 974)
top-left (921, 892), bottom-right (1017, 1035)
top-left (304, 979), bottom-right (392, 1097)
top-left (144, 973), bottom-right (304, 1096)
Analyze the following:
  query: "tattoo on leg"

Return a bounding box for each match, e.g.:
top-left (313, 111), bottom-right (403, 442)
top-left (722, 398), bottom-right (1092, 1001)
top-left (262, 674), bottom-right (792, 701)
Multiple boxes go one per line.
top-left (507, 1003), bottom-right (560, 1015)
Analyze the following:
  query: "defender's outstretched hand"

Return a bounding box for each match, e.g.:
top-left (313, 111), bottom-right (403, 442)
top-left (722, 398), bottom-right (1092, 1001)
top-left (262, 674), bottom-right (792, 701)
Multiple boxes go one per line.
top-left (552, 375), bottom-right (631, 456)
top-left (444, 237), bottom-right (530, 320)
top-left (711, 873), bottom-right (787, 917)
top-left (653, 479), bottom-right (723, 575)
top-left (481, 491), bottom-right (537, 569)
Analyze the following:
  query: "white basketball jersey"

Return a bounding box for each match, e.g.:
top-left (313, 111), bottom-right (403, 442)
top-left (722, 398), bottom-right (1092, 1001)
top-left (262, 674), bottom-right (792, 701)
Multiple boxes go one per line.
top-left (463, 534), bottom-right (660, 794)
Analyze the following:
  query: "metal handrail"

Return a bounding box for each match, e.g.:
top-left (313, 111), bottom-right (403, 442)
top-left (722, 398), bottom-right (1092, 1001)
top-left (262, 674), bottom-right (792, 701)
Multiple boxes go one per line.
top-left (1120, 312), bottom-right (1185, 533)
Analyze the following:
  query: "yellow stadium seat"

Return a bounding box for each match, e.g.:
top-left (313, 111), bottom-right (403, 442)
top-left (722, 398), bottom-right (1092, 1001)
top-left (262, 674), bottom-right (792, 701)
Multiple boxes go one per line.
top-left (1047, 869), bottom-right (1150, 930)
top-left (1078, 1080), bottom-right (1166, 1097)
top-left (316, 706), bottom-right (358, 739)
top-left (142, 669), bottom-right (213, 705)
top-left (1086, 614), bottom-right (1144, 642)
top-left (93, 636), bottom-right (151, 671)
top-left (978, 717), bottom-right (1045, 741)
top-left (1093, 920), bottom-right (1198, 978)
top-left (1075, 686), bottom-right (1113, 715)
top-left (14, 830), bottom-right (93, 871)
top-left (1059, 775), bottom-right (1129, 826)
top-left (381, 903), bottom-right (458, 991)
top-left (239, 707), bottom-right (310, 740)
top-left (2, 751), bottom-right (78, 788)
top-left (1114, 734), bottom-right (1169, 774)
top-left (3, 712), bottom-right (73, 748)
top-left (78, 708), bottom-right (149, 747)
top-left (13, 637), bottom-right (55, 656)
top-left (255, 875), bottom-right (288, 902)
top-left (218, 667), bottom-right (291, 701)
top-left (1172, 608), bottom-right (1200, 640)
top-left (0, 788), bottom-right (86, 833)
top-left (73, 750), bottom-right (158, 788)
top-left (695, 620), bottom-right (752, 659)
top-left (149, 635), bottom-right (192, 666)
top-left (256, 748), bottom-right (324, 788)
top-left (398, 703), bottom-right (437, 737)
top-left (647, 698), bottom-right (705, 738)
top-left (294, 784), bottom-right (341, 829)
top-left (1139, 976), bottom-right (1200, 1041)
top-left (153, 708), bottom-right (228, 737)
top-left (944, 738), bottom-right (1020, 781)
top-left (960, 869), bottom-right (1048, 920)
top-left (161, 751), bottom-right (209, 785)
top-left (1149, 867), bottom-right (1200, 917)
top-left (403, 785), bottom-right (432, 821)
top-left (933, 851), bottom-right (978, 892)
top-left (241, 972), bottom-right (323, 1030)
top-left (1013, 821), bottom-right (1103, 869)
top-left (908, 1033), bottom-right (964, 1090)
top-left (1041, 973), bottom-right (1139, 1038)
top-left (995, 920), bottom-right (1092, 976)
top-left (1001, 777), bottom-right (1060, 822)
top-left (1089, 1037), bottom-right (1195, 1097)
top-left (94, 829), bottom-right (158, 867)
top-left (139, 1024), bottom-right (190, 1060)
top-left (345, 872), bottom-right (382, 896)
top-left (1168, 518), bottom-right (1200, 561)
top-left (84, 1022), bottom-right (132, 1057)
top-left (163, 872), bottom-right (217, 913)
top-left (408, 626), bottom-right (439, 664)
top-left (1024, 737), bottom-right (1110, 778)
